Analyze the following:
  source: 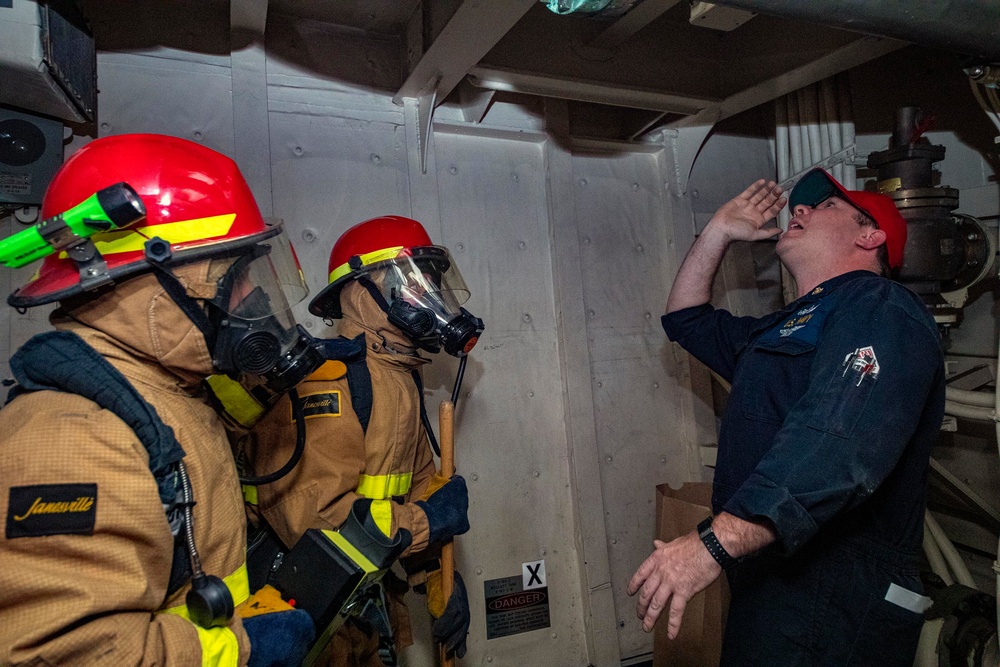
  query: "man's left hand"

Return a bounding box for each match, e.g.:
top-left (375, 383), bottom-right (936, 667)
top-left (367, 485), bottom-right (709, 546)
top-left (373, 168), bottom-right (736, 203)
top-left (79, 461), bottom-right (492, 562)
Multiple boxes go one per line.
top-left (627, 531), bottom-right (721, 638)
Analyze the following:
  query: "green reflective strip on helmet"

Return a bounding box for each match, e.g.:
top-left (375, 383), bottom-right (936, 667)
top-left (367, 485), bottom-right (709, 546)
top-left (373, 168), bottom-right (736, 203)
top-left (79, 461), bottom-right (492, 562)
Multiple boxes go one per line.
top-left (356, 472), bottom-right (412, 500)
top-left (205, 374), bottom-right (265, 428)
top-left (327, 245), bottom-right (405, 284)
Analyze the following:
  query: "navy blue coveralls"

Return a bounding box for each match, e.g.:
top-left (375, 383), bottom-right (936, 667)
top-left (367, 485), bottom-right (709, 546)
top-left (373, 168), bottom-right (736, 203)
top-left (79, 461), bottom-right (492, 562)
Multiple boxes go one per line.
top-left (663, 270), bottom-right (945, 666)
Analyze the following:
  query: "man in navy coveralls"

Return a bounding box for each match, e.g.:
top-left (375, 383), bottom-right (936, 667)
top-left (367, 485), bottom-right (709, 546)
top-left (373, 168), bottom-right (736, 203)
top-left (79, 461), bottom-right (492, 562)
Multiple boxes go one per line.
top-left (628, 169), bottom-right (945, 666)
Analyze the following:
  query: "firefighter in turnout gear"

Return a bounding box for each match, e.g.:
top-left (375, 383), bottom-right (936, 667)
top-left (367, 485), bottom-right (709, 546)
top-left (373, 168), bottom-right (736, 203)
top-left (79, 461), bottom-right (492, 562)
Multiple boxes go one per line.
top-left (0, 134), bottom-right (315, 666)
top-left (239, 216), bottom-right (481, 664)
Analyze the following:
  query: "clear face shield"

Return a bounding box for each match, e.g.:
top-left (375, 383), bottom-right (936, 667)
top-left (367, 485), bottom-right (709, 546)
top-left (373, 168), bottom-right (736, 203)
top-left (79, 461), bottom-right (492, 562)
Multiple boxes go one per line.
top-left (364, 247), bottom-right (484, 356)
top-left (206, 229), bottom-right (312, 376)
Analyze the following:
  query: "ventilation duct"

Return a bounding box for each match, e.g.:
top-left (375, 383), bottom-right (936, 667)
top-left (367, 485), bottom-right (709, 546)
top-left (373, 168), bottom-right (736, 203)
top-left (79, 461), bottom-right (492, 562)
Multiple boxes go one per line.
top-left (709, 0), bottom-right (1000, 62)
top-left (0, 0), bottom-right (96, 123)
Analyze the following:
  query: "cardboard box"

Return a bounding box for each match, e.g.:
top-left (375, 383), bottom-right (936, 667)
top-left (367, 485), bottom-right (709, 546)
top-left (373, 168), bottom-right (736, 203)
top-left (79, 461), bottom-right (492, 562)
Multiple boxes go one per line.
top-left (653, 483), bottom-right (729, 667)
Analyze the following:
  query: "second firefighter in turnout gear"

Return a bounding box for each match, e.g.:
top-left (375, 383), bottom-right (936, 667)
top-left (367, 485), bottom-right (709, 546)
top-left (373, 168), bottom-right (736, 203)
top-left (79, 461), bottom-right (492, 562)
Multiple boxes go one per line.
top-left (240, 215), bottom-right (482, 664)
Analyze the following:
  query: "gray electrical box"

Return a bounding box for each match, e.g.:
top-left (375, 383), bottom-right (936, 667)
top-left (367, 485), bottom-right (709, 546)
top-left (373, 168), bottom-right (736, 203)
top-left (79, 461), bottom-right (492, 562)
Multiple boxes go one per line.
top-left (0, 107), bottom-right (64, 205)
top-left (0, 0), bottom-right (96, 123)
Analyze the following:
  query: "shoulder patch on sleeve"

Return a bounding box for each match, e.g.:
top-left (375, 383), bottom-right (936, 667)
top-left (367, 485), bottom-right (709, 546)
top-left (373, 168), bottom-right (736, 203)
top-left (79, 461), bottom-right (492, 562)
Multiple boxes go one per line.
top-left (292, 391), bottom-right (342, 423)
top-left (7, 484), bottom-right (97, 538)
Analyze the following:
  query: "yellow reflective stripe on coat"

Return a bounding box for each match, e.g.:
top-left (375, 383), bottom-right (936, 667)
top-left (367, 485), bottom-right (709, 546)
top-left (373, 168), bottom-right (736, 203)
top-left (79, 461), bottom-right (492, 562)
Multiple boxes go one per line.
top-left (162, 563), bottom-right (249, 666)
top-left (192, 624), bottom-right (240, 667)
top-left (206, 375), bottom-right (265, 428)
top-left (163, 562), bottom-right (251, 619)
top-left (370, 499), bottom-right (393, 537)
top-left (356, 472), bottom-right (412, 499)
top-left (242, 484), bottom-right (258, 505)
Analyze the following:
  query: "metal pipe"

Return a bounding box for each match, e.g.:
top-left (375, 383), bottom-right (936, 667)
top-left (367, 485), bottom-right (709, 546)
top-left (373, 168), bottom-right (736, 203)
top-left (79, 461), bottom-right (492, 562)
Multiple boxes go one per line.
top-left (923, 522), bottom-right (954, 586)
top-left (946, 386), bottom-right (997, 409)
top-left (944, 400), bottom-right (997, 422)
top-left (925, 510), bottom-right (977, 589)
top-left (709, 0), bottom-right (1000, 62)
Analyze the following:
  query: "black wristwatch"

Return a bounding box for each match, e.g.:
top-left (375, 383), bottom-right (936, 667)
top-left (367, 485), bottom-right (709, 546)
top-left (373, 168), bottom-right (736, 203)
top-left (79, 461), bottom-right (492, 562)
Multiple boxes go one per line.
top-left (697, 516), bottom-right (737, 569)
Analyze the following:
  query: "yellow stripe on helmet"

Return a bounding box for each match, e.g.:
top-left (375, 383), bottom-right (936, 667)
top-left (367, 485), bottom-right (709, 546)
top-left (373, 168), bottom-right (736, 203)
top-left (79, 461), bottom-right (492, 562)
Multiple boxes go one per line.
top-left (328, 246), bottom-right (405, 285)
top-left (59, 214), bottom-right (238, 258)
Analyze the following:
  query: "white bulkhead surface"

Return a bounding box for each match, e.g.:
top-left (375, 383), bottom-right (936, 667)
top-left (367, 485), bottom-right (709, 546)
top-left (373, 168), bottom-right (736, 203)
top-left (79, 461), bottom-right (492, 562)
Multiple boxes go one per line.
top-left (1, 1), bottom-right (999, 665)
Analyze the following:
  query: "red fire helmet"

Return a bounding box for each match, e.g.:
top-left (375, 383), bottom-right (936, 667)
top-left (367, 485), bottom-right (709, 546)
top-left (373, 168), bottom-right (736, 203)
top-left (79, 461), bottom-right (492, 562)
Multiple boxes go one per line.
top-left (10, 133), bottom-right (287, 307)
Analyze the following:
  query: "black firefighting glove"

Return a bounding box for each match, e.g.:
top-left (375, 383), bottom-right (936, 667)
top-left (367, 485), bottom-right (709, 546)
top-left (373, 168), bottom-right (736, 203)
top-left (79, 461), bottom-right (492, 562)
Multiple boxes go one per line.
top-left (415, 475), bottom-right (470, 545)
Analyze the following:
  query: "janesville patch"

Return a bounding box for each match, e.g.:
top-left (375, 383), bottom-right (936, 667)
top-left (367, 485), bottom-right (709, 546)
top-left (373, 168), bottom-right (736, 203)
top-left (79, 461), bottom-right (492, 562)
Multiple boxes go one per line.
top-left (292, 391), bottom-right (342, 423)
top-left (7, 484), bottom-right (97, 538)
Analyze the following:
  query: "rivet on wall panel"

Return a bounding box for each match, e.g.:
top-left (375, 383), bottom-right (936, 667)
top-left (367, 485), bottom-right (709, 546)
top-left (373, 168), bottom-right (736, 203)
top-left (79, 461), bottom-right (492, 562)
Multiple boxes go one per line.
top-left (448, 166), bottom-right (458, 175)
top-left (486, 656), bottom-right (494, 663)
top-left (579, 178), bottom-right (587, 186)
top-left (533, 469), bottom-right (540, 478)
top-left (611, 538), bottom-right (617, 545)
top-left (660, 456), bottom-right (667, 464)
top-left (510, 173), bottom-right (519, 182)
top-left (583, 237), bottom-right (591, 245)
top-left (596, 381), bottom-right (602, 388)
top-left (632, 182), bottom-right (639, 190)
top-left (471, 473), bottom-right (479, 481)
top-left (193, 131), bottom-right (203, 141)
top-left (692, 189), bottom-right (700, 198)
top-left (456, 243), bottom-right (464, 251)
top-left (518, 240), bottom-right (526, 249)
top-left (528, 390), bottom-right (535, 397)
top-left (618, 620), bottom-right (626, 629)
top-left (100, 122), bottom-right (111, 133)
top-left (475, 567), bottom-right (483, 575)
top-left (540, 548), bottom-right (547, 556)
top-left (645, 312), bottom-right (652, 320)
top-left (605, 455), bottom-right (612, 463)
top-left (550, 632), bottom-right (557, 639)
top-left (370, 153), bottom-right (381, 164)
top-left (653, 382), bottom-right (659, 389)
top-left (304, 320), bottom-right (314, 330)
top-left (588, 309), bottom-right (595, 317)
top-left (522, 314), bottom-right (532, 323)
top-left (302, 228), bottom-right (318, 244)
top-left (293, 146), bottom-right (303, 156)
top-left (635, 244), bottom-right (644, 253)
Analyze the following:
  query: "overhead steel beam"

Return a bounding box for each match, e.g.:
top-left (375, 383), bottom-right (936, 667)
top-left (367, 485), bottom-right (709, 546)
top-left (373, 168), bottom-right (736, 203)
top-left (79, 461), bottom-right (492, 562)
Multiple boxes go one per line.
top-left (468, 66), bottom-right (719, 115)
top-left (393, 0), bottom-right (537, 106)
top-left (587, 0), bottom-right (683, 49)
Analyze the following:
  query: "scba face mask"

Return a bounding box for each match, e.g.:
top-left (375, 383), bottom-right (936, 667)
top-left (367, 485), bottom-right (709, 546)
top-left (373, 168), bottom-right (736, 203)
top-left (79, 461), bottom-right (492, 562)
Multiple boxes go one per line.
top-left (359, 247), bottom-right (484, 357)
top-left (204, 233), bottom-right (310, 377)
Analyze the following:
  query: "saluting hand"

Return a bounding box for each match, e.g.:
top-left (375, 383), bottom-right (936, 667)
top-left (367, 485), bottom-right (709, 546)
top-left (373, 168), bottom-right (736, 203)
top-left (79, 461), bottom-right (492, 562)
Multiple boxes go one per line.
top-left (705, 179), bottom-right (786, 243)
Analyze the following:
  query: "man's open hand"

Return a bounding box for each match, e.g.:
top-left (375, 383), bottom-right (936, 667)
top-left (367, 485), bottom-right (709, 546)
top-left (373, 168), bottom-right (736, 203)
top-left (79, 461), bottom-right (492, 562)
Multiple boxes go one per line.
top-left (627, 531), bottom-right (722, 638)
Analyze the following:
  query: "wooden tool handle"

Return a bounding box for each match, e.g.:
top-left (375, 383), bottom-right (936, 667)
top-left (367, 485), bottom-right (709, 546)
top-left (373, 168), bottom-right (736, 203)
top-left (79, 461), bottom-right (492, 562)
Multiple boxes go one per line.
top-left (439, 400), bottom-right (455, 666)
